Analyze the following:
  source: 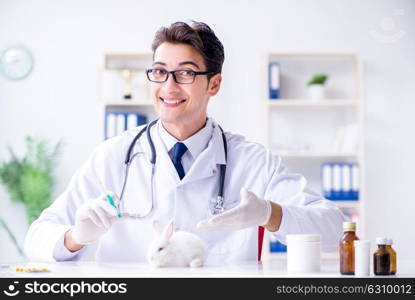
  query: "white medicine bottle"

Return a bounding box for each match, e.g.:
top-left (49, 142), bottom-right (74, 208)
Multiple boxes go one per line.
top-left (354, 240), bottom-right (371, 276)
top-left (286, 234), bottom-right (321, 274)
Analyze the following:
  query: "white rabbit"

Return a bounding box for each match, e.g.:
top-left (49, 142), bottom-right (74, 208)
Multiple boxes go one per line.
top-left (147, 220), bottom-right (206, 268)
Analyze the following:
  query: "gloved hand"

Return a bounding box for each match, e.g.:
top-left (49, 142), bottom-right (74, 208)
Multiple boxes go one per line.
top-left (71, 192), bottom-right (126, 245)
top-left (197, 188), bottom-right (272, 231)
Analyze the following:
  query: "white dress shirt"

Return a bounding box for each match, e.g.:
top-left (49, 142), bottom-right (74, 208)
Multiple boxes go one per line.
top-left (158, 118), bottom-right (213, 176)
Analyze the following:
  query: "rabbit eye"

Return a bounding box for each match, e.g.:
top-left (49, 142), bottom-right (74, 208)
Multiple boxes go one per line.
top-left (158, 247), bottom-right (163, 252)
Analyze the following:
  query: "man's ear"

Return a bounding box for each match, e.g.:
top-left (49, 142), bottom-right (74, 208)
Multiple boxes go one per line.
top-left (207, 73), bottom-right (222, 96)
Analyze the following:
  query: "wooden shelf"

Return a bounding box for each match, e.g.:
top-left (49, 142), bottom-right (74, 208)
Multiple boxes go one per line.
top-left (268, 99), bottom-right (359, 107)
top-left (330, 200), bottom-right (360, 208)
top-left (104, 100), bottom-right (153, 106)
top-left (104, 53), bottom-right (152, 71)
top-left (273, 151), bottom-right (358, 158)
top-left (268, 52), bottom-right (358, 58)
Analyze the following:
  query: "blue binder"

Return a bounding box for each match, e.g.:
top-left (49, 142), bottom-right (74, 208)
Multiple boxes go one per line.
top-left (105, 111), bottom-right (148, 139)
top-left (321, 162), bottom-right (359, 201)
top-left (351, 163), bottom-right (359, 200)
top-left (270, 240), bottom-right (287, 253)
top-left (268, 61), bottom-right (280, 99)
top-left (321, 163), bottom-right (332, 200)
top-left (136, 113), bottom-right (147, 126)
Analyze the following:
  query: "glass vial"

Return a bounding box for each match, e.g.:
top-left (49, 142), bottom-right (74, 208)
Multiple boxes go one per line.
top-left (340, 222), bottom-right (359, 275)
top-left (354, 240), bottom-right (371, 276)
top-left (386, 238), bottom-right (397, 275)
top-left (374, 237), bottom-right (391, 275)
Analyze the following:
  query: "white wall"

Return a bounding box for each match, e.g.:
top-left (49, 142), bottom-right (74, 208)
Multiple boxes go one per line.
top-left (1, 0), bottom-right (414, 262)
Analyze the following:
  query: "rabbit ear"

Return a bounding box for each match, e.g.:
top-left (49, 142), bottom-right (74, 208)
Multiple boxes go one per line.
top-left (164, 221), bottom-right (174, 240)
top-left (152, 220), bottom-right (162, 236)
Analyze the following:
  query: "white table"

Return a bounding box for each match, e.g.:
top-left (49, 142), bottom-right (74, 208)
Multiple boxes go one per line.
top-left (2, 257), bottom-right (414, 278)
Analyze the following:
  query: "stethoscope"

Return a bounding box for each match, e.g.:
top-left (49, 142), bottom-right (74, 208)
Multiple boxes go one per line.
top-left (119, 119), bottom-right (228, 218)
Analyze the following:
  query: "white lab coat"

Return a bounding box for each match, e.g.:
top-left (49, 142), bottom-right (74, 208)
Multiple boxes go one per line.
top-left (24, 119), bottom-right (345, 264)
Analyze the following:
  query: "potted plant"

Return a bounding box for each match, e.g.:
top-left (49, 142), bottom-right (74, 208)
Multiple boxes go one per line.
top-left (0, 136), bottom-right (62, 257)
top-left (307, 73), bottom-right (328, 100)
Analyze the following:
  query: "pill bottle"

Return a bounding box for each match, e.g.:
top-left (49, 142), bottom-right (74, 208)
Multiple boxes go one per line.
top-left (374, 237), bottom-right (391, 276)
top-left (286, 234), bottom-right (321, 274)
top-left (340, 222), bottom-right (359, 275)
top-left (386, 238), bottom-right (397, 275)
top-left (354, 240), bottom-right (371, 276)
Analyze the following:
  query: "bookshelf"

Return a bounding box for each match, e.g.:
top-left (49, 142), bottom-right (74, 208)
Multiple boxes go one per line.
top-left (262, 52), bottom-right (365, 261)
top-left (98, 53), bottom-right (157, 139)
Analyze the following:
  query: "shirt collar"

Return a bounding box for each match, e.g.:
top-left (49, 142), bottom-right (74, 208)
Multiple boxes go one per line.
top-left (157, 118), bottom-right (214, 159)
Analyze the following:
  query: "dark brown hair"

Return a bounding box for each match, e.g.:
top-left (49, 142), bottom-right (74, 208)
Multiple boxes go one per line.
top-left (151, 21), bottom-right (225, 79)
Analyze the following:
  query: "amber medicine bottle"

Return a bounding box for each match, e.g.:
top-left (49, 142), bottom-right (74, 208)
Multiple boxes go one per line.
top-left (340, 222), bottom-right (359, 275)
top-left (386, 238), bottom-right (397, 275)
top-left (374, 237), bottom-right (391, 275)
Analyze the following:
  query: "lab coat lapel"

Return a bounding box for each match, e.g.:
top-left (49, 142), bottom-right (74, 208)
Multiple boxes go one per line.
top-left (182, 122), bottom-right (227, 184)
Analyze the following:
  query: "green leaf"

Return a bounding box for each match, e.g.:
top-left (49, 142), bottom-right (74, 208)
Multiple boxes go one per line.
top-left (307, 73), bottom-right (328, 85)
top-left (0, 136), bottom-right (63, 225)
top-left (20, 167), bottom-right (52, 224)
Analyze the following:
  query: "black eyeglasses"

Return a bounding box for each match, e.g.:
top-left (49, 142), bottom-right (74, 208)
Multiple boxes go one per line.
top-left (146, 68), bottom-right (214, 84)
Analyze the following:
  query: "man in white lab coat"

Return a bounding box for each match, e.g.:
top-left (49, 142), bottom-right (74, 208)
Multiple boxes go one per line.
top-left (24, 21), bottom-right (345, 264)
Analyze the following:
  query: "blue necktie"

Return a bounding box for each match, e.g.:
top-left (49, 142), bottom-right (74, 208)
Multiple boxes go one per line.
top-left (172, 142), bottom-right (188, 180)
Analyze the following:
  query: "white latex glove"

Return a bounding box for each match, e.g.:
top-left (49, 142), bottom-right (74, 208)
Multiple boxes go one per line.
top-left (71, 192), bottom-right (126, 245)
top-left (197, 188), bottom-right (272, 231)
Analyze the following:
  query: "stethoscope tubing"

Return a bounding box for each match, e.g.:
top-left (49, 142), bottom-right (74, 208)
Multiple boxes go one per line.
top-left (120, 119), bottom-right (227, 217)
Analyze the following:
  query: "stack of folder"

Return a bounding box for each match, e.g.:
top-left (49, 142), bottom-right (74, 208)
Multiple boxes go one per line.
top-left (105, 112), bottom-right (147, 139)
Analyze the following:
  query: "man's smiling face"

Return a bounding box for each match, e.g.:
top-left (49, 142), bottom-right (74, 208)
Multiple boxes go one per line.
top-left (150, 42), bottom-right (219, 128)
